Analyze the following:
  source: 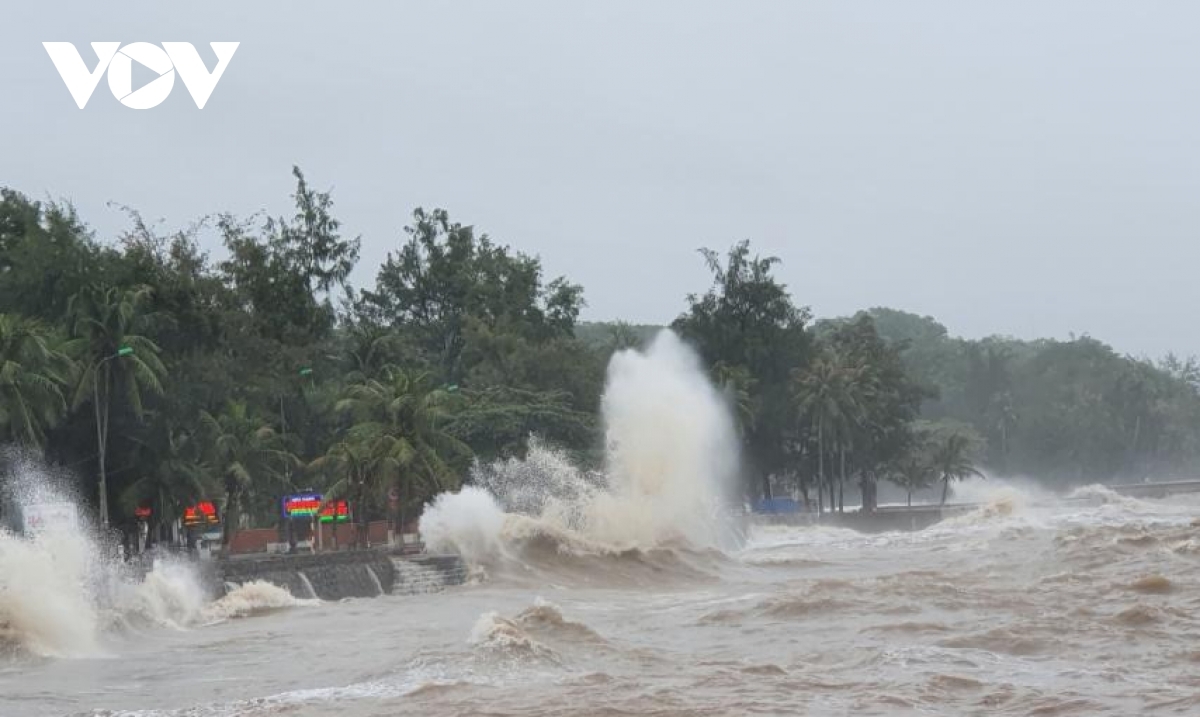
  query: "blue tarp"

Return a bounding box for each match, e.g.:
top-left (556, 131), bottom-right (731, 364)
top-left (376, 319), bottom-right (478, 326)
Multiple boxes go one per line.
top-left (753, 498), bottom-right (800, 514)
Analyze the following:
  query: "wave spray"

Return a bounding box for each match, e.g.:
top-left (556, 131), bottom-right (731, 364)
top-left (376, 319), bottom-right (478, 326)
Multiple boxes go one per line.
top-left (422, 331), bottom-right (742, 564)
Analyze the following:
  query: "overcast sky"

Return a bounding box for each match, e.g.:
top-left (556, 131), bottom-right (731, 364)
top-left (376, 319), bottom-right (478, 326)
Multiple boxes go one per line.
top-left (3, 2), bottom-right (1198, 358)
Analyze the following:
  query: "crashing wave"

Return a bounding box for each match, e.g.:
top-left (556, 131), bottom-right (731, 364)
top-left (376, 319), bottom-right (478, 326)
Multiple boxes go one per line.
top-left (0, 525), bottom-right (101, 657)
top-left (422, 331), bottom-right (743, 579)
top-left (200, 580), bottom-right (318, 623)
top-left (468, 610), bottom-right (561, 663)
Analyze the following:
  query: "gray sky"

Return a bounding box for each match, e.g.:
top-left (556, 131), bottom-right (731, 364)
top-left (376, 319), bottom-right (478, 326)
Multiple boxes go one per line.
top-left (3, 2), bottom-right (1198, 358)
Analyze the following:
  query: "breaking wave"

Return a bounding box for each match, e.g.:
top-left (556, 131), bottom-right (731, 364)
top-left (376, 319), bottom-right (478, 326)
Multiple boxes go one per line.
top-left (0, 523), bottom-right (102, 657)
top-left (202, 580), bottom-right (318, 622)
top-left (1067, 484), bottom-right (1153, 510)
top-left (468, 597), bottom-right (606, 667)
top-left (512, 597), bottom-right (606, 644)
top-left (0, 459), bottom-right (312, 659)
top-left (423, 331), bottom-right (743, 580)
top-left (469, 610), bottom-right (562, 663)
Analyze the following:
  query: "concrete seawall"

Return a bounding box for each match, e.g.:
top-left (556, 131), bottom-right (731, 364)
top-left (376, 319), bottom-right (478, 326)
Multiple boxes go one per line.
top-left (749, 481), bottom-right (1200, 534)
top-left (215, 550), bottom-right (467, 600)
top-left (823, 506), bottom-right (956, 533)
top-left (749, 506), bottom-right (959, 533)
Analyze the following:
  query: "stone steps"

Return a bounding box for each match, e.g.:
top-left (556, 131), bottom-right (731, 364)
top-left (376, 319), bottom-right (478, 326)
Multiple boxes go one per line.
top-left (216, 550), bottom-right (467, 600)
top-left (390, 554), bottom-right (467, 595)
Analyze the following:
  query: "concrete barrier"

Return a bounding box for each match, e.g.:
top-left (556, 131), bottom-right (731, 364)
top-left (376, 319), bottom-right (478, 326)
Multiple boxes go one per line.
top-left (215, 549), bottom-right (466, 600)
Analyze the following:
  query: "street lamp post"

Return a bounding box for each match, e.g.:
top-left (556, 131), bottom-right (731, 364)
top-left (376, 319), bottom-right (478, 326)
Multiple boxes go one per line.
top-left (95, 345), bottom-right (134, 529)
top-left (282, 367), bottom-right (313, 552)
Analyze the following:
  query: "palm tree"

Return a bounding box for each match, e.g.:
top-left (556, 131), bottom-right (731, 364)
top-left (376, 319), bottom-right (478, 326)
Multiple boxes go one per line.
top-left (987, 390), bottom-right (1018, 468)
top-left (792, 351), bottom-right (867, 513)
top-left (344, 321), bottom-right (405, 382)
top-left (200, 402), bottom-right (297, 547)
top-left (890, 449), bottom-right (934, 508)
top-left (336, 367), bottom-right (469, 541)
top-left (309, 438), bottom-right (377, 549)
top-left (65, 284), bottom-right (167, 527)
top-left (931, 429), bottom-right (984, 506)
top-left (0, 314), bottom-right (73, 448)
top-left (120, 419), bottom-right (216, 546)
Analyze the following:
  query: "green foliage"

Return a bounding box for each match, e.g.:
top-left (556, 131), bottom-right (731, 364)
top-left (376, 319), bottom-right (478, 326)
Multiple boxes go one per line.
top-left (334, 367), bottom-right (470, 501)
top-left (926, 421), bottom-right (985, 505)
top-left (0, 314), bottom-right (73, 447)
top-left (575, 321), bottom-right (661, 352)
top-left (447, 385), bottom-right (596, 464)
top-left (200, 402), bottom-right (297, 543)
top-left (0, 190), bottom-right (103, 321)
top-left (888, 431), bottom-right (935, 508)
top-left (65, 284), bottom-right (168, 417)
top-left (673, 241), bottom-right (812, 494)
top-left (120, 418), bottom-right (216, 539)
top-left (360, 208), bottom-right (584, 384)
top-left (866, 307), bottom-right (1200, 485)
top-left (2, 171), bottom-right (1199, 540)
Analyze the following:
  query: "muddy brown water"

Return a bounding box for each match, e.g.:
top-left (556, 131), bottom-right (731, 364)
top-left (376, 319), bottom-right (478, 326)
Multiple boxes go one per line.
top-left (3, 487), bottom-right (1198, 717)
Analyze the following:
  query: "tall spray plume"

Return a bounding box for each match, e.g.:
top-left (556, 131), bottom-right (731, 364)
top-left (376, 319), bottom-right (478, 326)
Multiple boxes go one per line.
top-left (422, 330), bottom-right (743, 563)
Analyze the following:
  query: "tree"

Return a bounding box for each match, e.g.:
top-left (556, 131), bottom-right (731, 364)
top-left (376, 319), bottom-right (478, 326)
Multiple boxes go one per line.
top-left (929, 425), bottom-right (984, 505)
top-left (200, 402), bottom-right (297, 546)
top-left (0, 315), bottom-right (73, 448)
top-left (891, 453), bottom-right (934, 508)
top-left (674, 241), bottom-right (811, 496)
top-left (361, 208), bottom-right (584, 385)
top-left (218, 166), bottom-right (360, 345)
top-left (7, 171), bottom-right (1200, 545)
top-left (821, 314), bottom-right (927, 512)
top-left (335, 368), bottom-right (470, 540)
top-left (888, 426), bottom-right (936, 507)
top-left (120, 419), bottom-right (215, 544)
top-left (342, 319), bottom-right (412, 382)
top-left (792, 350), bottom-right (866, 513)
top-left (0, 190), bottom-right (102, 322)
top-left (309, 439), bottom-right (373, 549)
top-left (65, 284), bottom-right (167, 527)
top-left (448, 385), bottom-right (594, 463)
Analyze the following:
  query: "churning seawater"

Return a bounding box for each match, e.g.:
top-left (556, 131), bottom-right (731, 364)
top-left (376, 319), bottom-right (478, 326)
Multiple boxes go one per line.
top-left (3, 332), bottom-right (1199, 716)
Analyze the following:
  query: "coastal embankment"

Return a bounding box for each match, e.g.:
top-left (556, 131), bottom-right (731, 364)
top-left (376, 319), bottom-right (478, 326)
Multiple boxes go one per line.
top-left (213, 549), bottom-right (467, 600)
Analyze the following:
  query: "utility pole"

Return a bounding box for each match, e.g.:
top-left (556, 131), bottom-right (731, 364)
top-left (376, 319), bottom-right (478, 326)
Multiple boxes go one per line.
top-left (282, 367), bottom-right (313, 552)
top-left (95, 345), bottom-right (134, 529)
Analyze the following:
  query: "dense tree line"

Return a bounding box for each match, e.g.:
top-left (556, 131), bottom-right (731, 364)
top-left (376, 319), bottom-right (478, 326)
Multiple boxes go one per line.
top-left (0, 170), bottom-right (601, 544)
top-left (1, 168), bottom-right (1198, 546)
top-left (865, 308), bottom-right (1200, 485)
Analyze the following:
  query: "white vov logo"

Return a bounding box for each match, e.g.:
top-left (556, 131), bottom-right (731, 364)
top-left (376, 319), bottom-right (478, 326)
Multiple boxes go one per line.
top-left (43, 42), bottom-right (239, 109)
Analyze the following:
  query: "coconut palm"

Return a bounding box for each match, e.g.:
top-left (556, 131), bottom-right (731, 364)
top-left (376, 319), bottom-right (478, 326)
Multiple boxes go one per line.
top-left (0, 314), bottom-right (73, 448)
top-left (120, 419), bottom-right (216, 545)
top-left (344, 320), bottom-right (406, 382)
top-left (931, 429), bottom-right (984, 506)
top-left (792, 351), bottom-right (868, 513)
top-left (336, 367), bottom-right (469, 536)
top-left (309, 438), bottom-right (403, 551)
top-left (65, 284), bottom-right (168, 526)
top-left (200, 402), bottom-right (298, 546)
top-left (890, 447), bottom-right (934, 508)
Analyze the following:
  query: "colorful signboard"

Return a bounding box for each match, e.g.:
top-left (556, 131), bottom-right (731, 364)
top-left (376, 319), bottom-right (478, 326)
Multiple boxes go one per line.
top-left (282, 492), bottom-right (322, 519)
top-left (134, 506), bottom-right (152, 519)
top-left (318, 499), bottom-right (349, 523)
top-left (282, 492), bottom-right (350, 523)
top-left (182, 501), bottom-right (219, 527)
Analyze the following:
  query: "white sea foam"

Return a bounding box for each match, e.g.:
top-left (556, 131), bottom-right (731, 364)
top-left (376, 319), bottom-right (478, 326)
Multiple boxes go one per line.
top-left (422, 330), bottom-right (742, 564)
